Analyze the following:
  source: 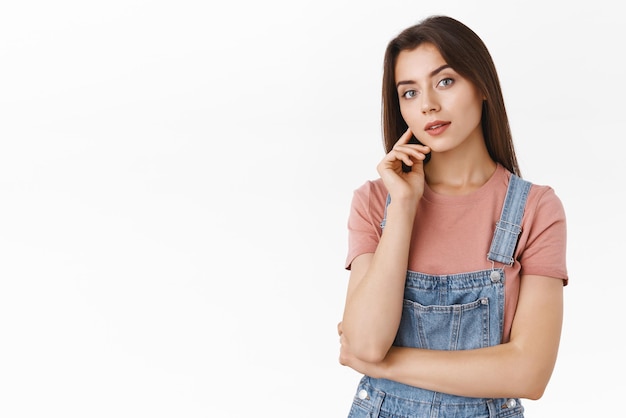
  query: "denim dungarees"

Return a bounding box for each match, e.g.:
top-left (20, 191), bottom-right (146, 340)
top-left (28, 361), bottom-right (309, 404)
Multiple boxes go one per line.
top-left (348, 174), bottom-right (531, 418)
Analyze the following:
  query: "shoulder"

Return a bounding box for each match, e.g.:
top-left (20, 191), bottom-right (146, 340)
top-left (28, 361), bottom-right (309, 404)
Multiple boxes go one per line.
top-left (520, 175), bottom-right (567, 249)
top-left (502, 168), bottom-right (565, 219)
top-left (351, 178), bottom-right (388, 208)
top-left (347, 178), bottom-right (388, 235)
top-left (353, 178), bottom-right (387, 198)
top-left (526, 182), bottom-right (566, 221)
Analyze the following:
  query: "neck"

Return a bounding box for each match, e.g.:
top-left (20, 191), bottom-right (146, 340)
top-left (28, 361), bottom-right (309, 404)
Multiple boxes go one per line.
top-left (425, 150), bottom-right (497, 196)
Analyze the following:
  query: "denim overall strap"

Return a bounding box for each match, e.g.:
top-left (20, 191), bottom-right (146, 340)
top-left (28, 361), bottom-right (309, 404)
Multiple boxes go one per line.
top-left (380, 194), bottom-right (391, 229)
top-left (487, 174), bottom-right (532, 265)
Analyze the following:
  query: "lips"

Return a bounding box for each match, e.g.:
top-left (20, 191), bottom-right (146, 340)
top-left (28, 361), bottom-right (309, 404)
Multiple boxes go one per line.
top-left (424, 121), bottom-right (450, 135)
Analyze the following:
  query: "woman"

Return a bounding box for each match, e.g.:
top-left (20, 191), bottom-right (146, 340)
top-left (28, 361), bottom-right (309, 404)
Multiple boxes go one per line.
top-left (338, 15), bottom-right (567, 417)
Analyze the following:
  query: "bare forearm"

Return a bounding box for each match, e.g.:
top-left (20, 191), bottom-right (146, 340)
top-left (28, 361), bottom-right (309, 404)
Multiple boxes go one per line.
top-left (379, 343), bottom-right (551, 399)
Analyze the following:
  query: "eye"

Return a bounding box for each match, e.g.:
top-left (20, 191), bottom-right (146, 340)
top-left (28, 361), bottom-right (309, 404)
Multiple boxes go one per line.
top-left (401, 89), bottom-right (418, 99)
top-left (437, 77), bottom-right (454, 88)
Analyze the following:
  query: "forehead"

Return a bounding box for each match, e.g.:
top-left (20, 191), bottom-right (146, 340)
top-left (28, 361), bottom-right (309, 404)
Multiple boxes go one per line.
top-left (395, 43), bottom-right (447, 79)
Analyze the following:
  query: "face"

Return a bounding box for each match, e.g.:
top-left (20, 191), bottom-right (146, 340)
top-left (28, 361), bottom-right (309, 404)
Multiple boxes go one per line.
top-left (395, 43), bottom-right (485, 155)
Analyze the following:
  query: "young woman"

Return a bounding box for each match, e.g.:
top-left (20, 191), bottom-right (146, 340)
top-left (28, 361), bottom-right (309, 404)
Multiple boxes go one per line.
top-left (338, 15), bottom-right (567, 417)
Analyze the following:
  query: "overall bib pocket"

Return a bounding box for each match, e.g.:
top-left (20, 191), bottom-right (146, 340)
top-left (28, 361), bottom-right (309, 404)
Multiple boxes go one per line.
top-left (395, 296), bottom-right (492, 351)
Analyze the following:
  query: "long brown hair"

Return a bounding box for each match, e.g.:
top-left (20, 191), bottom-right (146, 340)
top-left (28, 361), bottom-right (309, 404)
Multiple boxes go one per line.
top-left (381, 15), bottom-right (521, 176)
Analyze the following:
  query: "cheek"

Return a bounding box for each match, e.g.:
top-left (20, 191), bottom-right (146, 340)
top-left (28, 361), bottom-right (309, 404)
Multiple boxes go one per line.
top-left (466, 91), bottom-right (485, 120)
top-left (399, 103), bottom-right (419, 125)
top-left (455, 96), bottom-right (483, 123)
top-left (469, 99), bottom-right (484, 123)
top-left (399, 103), bottom-right (408, 120)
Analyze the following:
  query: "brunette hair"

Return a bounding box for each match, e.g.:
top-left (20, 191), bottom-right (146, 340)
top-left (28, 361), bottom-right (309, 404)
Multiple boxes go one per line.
top-left (381, 15), bottom-right (521, 176)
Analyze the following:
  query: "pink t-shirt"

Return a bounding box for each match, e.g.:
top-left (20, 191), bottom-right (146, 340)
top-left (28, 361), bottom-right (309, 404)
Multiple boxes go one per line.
top-left (345, 164), bottom-right (568, 342)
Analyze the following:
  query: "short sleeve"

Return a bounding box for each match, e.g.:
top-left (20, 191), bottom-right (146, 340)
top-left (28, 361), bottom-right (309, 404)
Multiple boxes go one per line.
top-left (518, 186), bottom-right (568, 285)
top-left (345, 180), bottom-right (387, 270)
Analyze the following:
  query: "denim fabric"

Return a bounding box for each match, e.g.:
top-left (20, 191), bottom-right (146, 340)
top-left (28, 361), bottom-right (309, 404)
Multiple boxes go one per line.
top-left (348, 378), bottom-right (524, 418)
top-left (487, 175), bottom-right (531, 265)
top-left (380, 194), bottom-right (392, 229)
top-left (349, 174), bottom-right (531, 418)
top-left (395, 269), bottom-right (504, 351)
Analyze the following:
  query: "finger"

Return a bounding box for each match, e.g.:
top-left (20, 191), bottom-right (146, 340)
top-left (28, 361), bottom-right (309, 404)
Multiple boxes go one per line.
top-left (394, 142), bottom-right (430, 154)
top-left (387, 148), bottom-right (428, 167)
top-left (394, 127), bottom-right (414, 147)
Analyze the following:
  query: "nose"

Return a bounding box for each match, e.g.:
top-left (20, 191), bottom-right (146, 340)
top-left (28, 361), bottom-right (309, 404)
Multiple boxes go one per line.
top-left (421, 89), bottom-right (440, 114)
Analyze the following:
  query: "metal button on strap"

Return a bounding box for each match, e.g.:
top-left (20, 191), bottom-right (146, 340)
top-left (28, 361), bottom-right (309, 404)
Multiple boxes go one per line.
top-left (357, 389), bottom-right (369, 400)
top-left (490, 270), bottom-right (501, 282)
top-left (502, 398), bottom-right (517, 409)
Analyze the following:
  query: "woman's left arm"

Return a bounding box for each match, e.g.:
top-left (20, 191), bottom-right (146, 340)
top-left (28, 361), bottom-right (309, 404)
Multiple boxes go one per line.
top-left (339, 274), bottom-right (563, 400)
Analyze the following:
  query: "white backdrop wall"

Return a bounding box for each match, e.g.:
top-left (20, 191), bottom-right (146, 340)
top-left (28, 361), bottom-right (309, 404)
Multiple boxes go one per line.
top-left (0, 1), bottom-right (623, 416)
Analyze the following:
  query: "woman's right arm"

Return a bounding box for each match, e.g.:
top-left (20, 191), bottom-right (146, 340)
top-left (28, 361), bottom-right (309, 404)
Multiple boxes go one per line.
top-left (340, 200), bottom-right (416, 363)
top-left (339, 129), bottom-right (429, 363)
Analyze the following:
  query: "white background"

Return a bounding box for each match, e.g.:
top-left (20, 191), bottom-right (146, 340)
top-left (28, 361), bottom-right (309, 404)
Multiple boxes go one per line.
top-left (0, 1), bottom-right (623, 417)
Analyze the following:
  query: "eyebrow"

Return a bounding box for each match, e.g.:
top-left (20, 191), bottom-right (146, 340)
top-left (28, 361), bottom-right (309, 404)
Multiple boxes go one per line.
top-left (396, 64), bottom-right (452, 88)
